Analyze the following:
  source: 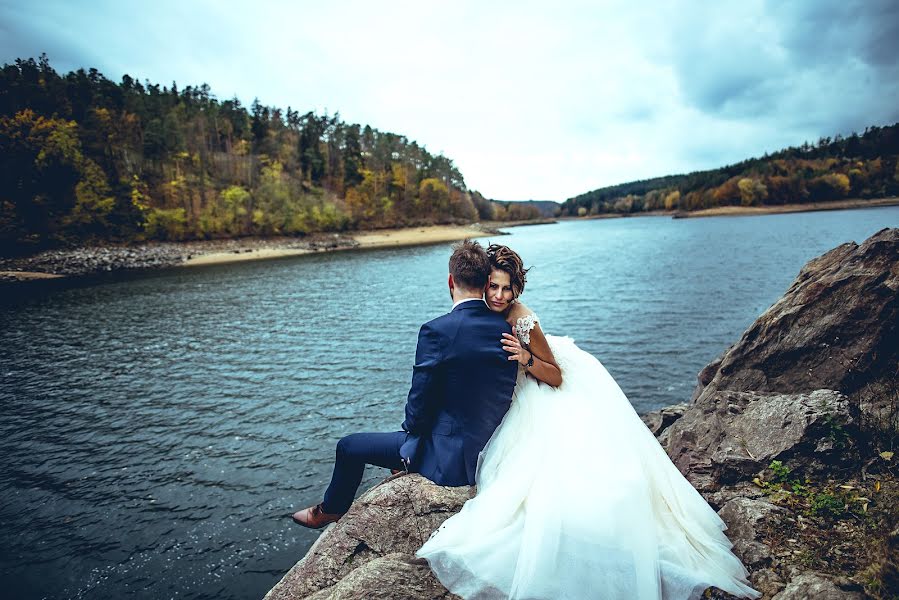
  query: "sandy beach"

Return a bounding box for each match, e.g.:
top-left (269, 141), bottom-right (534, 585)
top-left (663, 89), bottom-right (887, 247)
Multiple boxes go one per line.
top-left (181, 223), bottom-right (512, 268)
top-left (353, 224), bottom-right (501, 248)
top-left (0, 270), bottom-right (65, 282)
top-left (180, 224), bottom-right (499, 268)
top-left (0, 224), bottom-right (507, 281)
top-left (562, 197), bottom-right (899, 221)
top-left (182, 246), bottom-right (317, 266)
top-left (677, 197), bottom-right (899, 218)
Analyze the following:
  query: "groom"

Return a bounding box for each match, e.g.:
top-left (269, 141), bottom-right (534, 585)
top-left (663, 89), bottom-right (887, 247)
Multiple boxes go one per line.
top-left (293, 240), bottom-right (519, 528)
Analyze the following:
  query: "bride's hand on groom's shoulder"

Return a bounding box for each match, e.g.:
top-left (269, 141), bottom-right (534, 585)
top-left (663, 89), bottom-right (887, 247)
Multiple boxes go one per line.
top-left (501, 332), bottom-right (530, 365)
top-left (507, 323), bottom-right (563, 387)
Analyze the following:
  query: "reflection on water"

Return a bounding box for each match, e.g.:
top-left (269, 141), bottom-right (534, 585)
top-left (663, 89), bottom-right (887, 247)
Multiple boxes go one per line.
top-left (0, 207), bottom-right (896, 599)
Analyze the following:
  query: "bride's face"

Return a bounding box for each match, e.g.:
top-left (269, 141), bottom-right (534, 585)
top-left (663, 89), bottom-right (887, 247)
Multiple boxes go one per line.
top-left (486, 269), bottom-right (514, 312)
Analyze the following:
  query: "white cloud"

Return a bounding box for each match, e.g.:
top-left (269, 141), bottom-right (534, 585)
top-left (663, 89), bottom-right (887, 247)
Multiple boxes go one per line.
top-left (1, 0), bottom-right (896, 200)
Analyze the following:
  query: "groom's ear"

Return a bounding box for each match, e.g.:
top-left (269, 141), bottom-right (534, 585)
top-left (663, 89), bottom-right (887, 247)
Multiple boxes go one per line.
top-left (447, 273), bottom-right (454, 293)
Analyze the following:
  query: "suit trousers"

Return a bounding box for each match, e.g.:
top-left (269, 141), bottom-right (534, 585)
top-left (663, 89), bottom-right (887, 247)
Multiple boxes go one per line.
top-left (321, 431), bottom-right (407, 514)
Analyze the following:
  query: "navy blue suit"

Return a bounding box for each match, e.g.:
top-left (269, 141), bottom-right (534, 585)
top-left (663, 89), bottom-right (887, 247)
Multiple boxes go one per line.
top-left (321, 299), bottom-right (517, 514)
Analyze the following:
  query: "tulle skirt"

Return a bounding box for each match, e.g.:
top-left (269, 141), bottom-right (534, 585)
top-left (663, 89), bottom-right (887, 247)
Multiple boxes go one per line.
top-left (416, 335), bottom-right (760, 600)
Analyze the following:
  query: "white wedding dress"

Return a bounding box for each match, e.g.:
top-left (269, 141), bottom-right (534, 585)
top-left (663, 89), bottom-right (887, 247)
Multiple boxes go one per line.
top-left (417, 314), bottom-right (760, 600)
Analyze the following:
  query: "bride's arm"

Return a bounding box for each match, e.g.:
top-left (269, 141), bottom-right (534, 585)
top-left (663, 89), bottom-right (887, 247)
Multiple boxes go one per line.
top-left (501, 323), bottom-right (563, 387)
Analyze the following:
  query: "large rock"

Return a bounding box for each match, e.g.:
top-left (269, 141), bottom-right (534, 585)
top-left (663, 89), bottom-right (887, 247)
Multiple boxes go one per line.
top-left (717, 497), bottom-right (786, 571)
top-left (640, 402), bottom-right (689, 437)
top-left (747, 569), bottom-right (786, 599)
top-left (641, 403), bottom-right (690, 448)
top-left (302, 554), bottom-right (456, 600)
top-left (664, 389), bottom-right (853, 493)
top-left (265, 474), bottom-right (469, 600)
top-left (692, 227), bottom-right (899, 413)
top-left (770, 572), bottom-right (864, 599)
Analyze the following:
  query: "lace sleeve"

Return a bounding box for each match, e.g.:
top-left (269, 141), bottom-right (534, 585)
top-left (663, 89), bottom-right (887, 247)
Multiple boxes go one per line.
top-left (514, 313), bottom-right (539, 346)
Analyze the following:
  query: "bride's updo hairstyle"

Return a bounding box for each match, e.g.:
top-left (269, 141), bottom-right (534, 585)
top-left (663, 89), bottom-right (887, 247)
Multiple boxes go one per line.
top-left (487, 244), bottom-right (530, 298)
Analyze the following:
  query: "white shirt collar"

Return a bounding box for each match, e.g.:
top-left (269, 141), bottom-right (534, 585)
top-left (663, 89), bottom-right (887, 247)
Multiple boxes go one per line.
top-left (452, 297), bottom-right (486, 310)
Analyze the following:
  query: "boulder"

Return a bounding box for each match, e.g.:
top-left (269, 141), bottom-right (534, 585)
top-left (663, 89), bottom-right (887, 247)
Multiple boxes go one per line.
top-left (664, 389), bottom-right (853, 493)
top-left (747, 569), bottom-right (786, 599)
top-left (265, 474), bottom-right (470, 600)
top-left (691, 355), bottom-right (723, 402)
top-left (770, 572), bottom-right (864, 600)
top-left (692, 228), bottom-right (899, 415)
top-left (717, 497), bottom-right (787, 570)
top-left (640, 402), bottom-right (689, 437)
top-left (302, 554), bottom-right (457, 600)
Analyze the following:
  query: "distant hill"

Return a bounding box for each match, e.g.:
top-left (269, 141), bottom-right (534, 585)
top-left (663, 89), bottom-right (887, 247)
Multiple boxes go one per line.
top-left (490, 199), bottom-right (561, 219)
top-left (0, 56), bottom-right (545, 256)
top-left (562, 123), bottom-right (899, 216)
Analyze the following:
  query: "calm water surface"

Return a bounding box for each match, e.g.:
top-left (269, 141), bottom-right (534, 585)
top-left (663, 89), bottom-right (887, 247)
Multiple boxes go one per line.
top-left (1, 207), bottom-right (897, 599)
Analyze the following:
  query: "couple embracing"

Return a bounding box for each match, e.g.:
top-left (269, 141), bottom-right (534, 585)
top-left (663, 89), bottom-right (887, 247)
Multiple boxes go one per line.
top-left (292, 241), bottom-right (760, 600)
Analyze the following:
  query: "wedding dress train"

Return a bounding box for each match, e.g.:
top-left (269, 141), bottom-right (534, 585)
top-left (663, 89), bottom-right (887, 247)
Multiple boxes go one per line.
top-left (416, 318), bottom-right (760, 600)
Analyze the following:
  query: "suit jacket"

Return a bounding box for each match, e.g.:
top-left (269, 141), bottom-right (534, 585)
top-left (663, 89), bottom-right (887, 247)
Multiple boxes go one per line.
top-left (400, 299), bottom-right (518, 486)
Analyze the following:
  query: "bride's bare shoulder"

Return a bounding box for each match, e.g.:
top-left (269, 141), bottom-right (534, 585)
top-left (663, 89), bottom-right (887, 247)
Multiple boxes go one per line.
top-left (506, 301), bottom-right (534, 323)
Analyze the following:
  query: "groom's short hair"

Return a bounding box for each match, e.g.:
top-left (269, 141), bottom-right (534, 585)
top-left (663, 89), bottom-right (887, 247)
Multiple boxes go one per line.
top-left (449, 240), bottom-right (491, 291)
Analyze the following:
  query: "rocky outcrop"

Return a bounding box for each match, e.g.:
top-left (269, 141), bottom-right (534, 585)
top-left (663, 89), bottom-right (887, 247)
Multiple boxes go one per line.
top-left (0, 234), bottom-right (358, 278)
top-left (660, 229), bottom-right (898, 597)
top-left (265, 474), bottom-right (469, 600)
top-left (718, 497), bottom-right (787, 572)
top-left (0, 243), bottom-right (189, 277)
top-left (267, 228), bottom-right (899, 599)
top-left (691, 227), bottom-right (899, 414)
top-left (770, 572), bottom-right (864, 599)
top-left (640, 402), bottom-right (689, 437)
top-left (301, 553), bottom-right (456, 600)
top-left (640, 402), bottom-right (690, 449)
top-left (664, 389), bottom-right (853, 496)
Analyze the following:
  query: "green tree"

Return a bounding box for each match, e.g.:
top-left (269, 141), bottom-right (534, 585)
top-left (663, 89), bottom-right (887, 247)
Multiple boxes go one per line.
top-left (663, 190), bottom-right (680, 210)
top-left (0, 109), bottom-right (125, 250)
top-left (470, 191), bottom-right (496, 220)
top-left (807, 173), bottom-right (850, 201)
top-left (419, 178), bottom-right (450, 217)
top-left (144, 207), bottom-right (187, 240)
top-left (738, 178), bottom-right (768, 206)
top-left (342, 124), bottom-right (364, 189)
top-left (66, 159), bottom-right (116, 235)
top-left (346, 169), bottom-right (390, 225)
top-left (253, 162), bottom-right (297, 234)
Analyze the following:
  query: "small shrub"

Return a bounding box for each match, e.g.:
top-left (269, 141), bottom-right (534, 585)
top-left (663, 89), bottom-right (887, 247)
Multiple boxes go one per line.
top-left (810, 492), bottom-right (845, 518)
top-left (770, 460), bottom-right (791, 483)
top-left (143, 207), bottom-right (187, 240)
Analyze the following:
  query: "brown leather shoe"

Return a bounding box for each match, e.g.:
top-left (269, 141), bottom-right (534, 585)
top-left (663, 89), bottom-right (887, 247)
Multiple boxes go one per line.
top-left (291, 503), bottom-right (344, 529)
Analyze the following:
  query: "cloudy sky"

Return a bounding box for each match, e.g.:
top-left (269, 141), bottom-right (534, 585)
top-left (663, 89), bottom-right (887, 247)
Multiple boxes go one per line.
top-left (2, 0), bottom-right (897, 201)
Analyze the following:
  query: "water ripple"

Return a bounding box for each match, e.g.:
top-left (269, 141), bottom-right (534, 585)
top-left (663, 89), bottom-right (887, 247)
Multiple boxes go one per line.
top-left (1, 207), bottom-right (897, 599)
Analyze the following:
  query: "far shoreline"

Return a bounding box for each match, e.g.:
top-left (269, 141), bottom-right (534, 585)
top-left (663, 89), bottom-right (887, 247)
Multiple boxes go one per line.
top-left (180, 223), bottom-right (515, 268)
top-left (0, 222), bottom-right (525, 283)
top-left (1, 199), bottom-right (895, 283)
top-left (564, 196), bottom-right (899, 221)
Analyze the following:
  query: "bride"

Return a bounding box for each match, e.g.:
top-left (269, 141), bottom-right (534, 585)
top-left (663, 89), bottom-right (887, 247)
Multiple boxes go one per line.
top-left (416, 244), bottom-right (760, 600)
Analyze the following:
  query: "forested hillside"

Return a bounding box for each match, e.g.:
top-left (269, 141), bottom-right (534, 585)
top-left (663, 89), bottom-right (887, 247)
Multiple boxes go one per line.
top-left (0, 56), bottom-right (515, 255)
top-left (562, 124), bottom-right (899, 216)
top-left (490, 199), bottom-right (560, 219)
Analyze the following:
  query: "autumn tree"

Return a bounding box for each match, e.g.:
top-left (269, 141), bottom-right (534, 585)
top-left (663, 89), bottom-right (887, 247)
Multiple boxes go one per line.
top-left (0, 109), bottom-right (136, 251)
top-left (0, 56), bottom-right (559, 251)
top-left (738, 178), bottom-right (768, 206)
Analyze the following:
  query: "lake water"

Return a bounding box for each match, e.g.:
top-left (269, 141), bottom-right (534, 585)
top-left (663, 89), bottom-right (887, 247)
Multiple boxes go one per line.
top-left (1, 207), bottom-right (897, 599)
